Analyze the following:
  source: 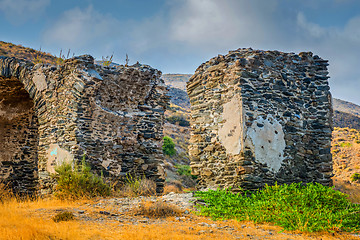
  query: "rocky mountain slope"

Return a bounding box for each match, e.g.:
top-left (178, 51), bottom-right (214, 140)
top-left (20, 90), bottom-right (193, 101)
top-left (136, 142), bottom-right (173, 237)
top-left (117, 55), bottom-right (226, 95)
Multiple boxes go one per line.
top-left (162, 74), bottom-right (192, 91)
top-left (333, 98), bottom-right (360, 130)
top-left (333, 98), bottom-right (360, 117)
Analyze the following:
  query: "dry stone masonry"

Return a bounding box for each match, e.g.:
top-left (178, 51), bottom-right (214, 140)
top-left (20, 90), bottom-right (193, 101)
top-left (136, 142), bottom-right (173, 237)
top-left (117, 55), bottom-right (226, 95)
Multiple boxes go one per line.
top-left (0, 55), bottom-right (168, 194)
top-left (187, 48), bottom-right (332, 191)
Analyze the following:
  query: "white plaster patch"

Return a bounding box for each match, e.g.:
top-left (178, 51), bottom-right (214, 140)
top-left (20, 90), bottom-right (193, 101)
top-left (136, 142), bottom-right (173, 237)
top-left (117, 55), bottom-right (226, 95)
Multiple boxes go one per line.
top-left (246, 115), bottom-right (285, 172)
top-left (46, 144), bottom-right (74, 174)
top-left (32, 70), bottom-right (47, 92)
top-left (218, 95), bottom-right (243, 155)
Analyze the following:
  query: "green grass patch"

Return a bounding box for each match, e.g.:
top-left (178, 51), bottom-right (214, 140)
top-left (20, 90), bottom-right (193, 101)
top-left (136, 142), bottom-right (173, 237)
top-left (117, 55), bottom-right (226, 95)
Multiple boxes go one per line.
top-left (339, 142), bottom-right (352, 147)
top-left (194, 182), bottom-right (360, 232)
top-left (175, 165), bottom-right (197, 179)
top-left (350, 173), bottom-right (360, 182)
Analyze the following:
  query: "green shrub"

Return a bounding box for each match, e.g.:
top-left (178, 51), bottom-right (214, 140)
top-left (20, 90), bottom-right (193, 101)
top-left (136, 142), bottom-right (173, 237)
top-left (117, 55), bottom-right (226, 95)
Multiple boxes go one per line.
top-left (52, 156), bottom-right (111, 200)
top-left (350, 173), bottom-right (360, 182)
top-left (175, 165), bottom-right (197, 180)
top-left (339, 142), bottom-right (352, 147)
top-left (194, 182), bottom-right (360, 232)
top-left (162, 136), bottom-right (176, 156)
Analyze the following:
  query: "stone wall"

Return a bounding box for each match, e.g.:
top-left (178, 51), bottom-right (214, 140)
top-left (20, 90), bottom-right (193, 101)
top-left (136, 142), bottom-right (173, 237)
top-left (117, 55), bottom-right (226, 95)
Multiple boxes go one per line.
top-left (187, 48), bottom-right (332, 191)
top-left (0, 77), bottom-right (39, 193)
top-left (0, 55), bottom-right (168, 194)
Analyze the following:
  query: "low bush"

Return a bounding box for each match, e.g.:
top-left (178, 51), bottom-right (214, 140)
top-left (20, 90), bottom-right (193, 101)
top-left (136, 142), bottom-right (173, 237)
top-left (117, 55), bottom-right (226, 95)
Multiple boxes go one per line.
top-left (163, 136), bottom-right (176, 156)
top-left (175, 165), bottom-right (197, 180)
top-left (120, 175), bottom-right (156, 197)
top-left (350, 173), bottom-right (360, 182)
top-left (52, 156), bottom-right (111, 200)
top-left (194, 182), bottom-right (360, 232)
top-left (52, 211), bottom-right (75, 222)
top-left (134, 200), bottom-right (182, 218)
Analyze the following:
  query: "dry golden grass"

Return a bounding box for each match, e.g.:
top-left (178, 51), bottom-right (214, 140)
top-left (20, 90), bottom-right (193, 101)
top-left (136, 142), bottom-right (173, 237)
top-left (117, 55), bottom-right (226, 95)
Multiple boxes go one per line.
top-left (0, 198), bottom-right (101, 240)
top-left (0, 183), bottom-right (13, 203)
top-left (333, 179), bottom-right (360, 204)
top-left (0, 195), bottom-right (359, 240)
top-left (163, 183), bottom-right (183, 194)
top-left (0, 41), bottom-right (56, 64)
top-left (117, 177), bottom-right (157, 198)
top-left (134, 200), bottom-right (183, 218)
top-left (332, 127), bottom-right (360, 203)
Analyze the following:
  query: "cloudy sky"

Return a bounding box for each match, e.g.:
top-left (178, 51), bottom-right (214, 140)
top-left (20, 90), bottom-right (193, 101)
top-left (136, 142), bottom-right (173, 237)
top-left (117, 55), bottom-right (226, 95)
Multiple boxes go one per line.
top-left (0, 0), bottom-right (360, 104)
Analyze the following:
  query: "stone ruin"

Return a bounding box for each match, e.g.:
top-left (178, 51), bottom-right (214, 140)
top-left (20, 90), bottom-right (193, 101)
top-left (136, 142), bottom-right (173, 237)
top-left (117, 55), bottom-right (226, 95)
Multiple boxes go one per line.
top-left (187, 48), bottom-right (332, 190)
top-left (0, 55), bottom-right (168, 194)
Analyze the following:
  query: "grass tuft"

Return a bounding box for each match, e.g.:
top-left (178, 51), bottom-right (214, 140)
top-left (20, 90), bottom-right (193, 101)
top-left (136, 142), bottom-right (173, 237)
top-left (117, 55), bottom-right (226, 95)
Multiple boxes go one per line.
top-left (134, 200), bottom-right (183, 218)
top-left (52, 211), bottom-right (75, 222)
top-left (0, 183), bottom-right (13, 203)
top-left (194, 182), bottom-right (360, 232)
top-left (119, 175), bottom-right (157, 197)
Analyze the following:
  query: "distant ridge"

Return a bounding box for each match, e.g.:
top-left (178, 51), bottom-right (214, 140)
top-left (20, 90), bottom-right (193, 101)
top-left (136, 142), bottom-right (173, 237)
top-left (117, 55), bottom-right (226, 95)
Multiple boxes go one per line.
top-left (162, 74), bottom-right (192, 91)
top-left (333, 98), bottom-right (360, 130)
top-left (333, 98), bottom-right (360, 118)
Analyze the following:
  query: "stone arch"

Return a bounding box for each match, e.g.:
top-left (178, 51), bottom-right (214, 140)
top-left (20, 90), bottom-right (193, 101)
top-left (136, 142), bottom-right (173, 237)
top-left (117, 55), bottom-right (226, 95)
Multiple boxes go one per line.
top-left (0, 57), bottom-right (44, 194)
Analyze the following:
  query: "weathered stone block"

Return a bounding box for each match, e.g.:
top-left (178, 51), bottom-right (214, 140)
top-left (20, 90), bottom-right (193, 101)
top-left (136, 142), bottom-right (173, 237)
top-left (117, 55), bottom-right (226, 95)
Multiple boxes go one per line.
top-left (187, 48), bottom-right (332, 190)
top-left (0, 55), bottom-right (168, 195)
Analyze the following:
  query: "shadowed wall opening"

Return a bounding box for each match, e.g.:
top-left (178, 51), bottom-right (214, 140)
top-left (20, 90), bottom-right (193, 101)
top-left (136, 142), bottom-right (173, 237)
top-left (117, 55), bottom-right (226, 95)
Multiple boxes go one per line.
top-left (0, 76), bottom-right (39, 194)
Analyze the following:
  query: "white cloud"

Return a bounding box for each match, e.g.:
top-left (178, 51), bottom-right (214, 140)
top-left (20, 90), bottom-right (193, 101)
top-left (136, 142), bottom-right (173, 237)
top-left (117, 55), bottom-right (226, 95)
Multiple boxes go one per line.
top-left (41, 1), bottom-right (360, 104)
top-left (296, 12), bottom-right (327, 38)
top-left (0, 0), bottom-right (50, 24)
top-left (168, 0), bottom-right (282, 49)
top-left (43, 5), bottom-right (125, 50)
top-left (343, 16), bottom-right (360, 43)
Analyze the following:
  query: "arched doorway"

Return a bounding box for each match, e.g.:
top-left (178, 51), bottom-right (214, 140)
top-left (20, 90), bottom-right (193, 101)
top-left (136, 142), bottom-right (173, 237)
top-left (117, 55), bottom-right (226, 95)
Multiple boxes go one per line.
top-left (0, 76), bottom-right (39, 194)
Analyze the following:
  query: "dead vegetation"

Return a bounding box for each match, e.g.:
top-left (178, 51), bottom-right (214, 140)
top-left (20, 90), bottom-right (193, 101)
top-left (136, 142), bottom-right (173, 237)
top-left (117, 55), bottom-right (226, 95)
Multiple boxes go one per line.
top-left (134, 200), bottom-right (183, 218)
top-left (0, 182), bottom-right (13, 203)
top-left (52, 211), bottom-right (75, 222)
top-left (116, 175), bottom-right (157, 197)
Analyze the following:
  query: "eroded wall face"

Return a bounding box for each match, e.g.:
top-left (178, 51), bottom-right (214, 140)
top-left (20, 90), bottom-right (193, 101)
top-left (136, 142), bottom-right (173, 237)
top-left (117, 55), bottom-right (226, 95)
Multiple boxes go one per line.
top-left (187, 62), bottom-right (245, 189)
top-left (77, 66), bottom-right (167, 193)
top-left (187, 49), bottom-right (332, 190)
top-left (0, 77), bottom-right (38, 193)
top-left (0, 56), bottom-right (167, 195)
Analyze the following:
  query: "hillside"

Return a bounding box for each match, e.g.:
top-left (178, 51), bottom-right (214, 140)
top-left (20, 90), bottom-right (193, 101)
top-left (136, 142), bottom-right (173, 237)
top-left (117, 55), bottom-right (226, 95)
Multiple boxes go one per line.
top-left (162, 74), bottom-right (191, 91)
top-left (333, 110), bottom-right (360, 130)
top-left (0, 41), bottom-right (56, 64)
top-left (333, 98), bottom-right (360, 130)
top-left (332, 127), bottom-right (360, 203)
top-left (333, 98), bottom-right (360, 117)
top-left (167, 87), bottom-right (190, 109)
